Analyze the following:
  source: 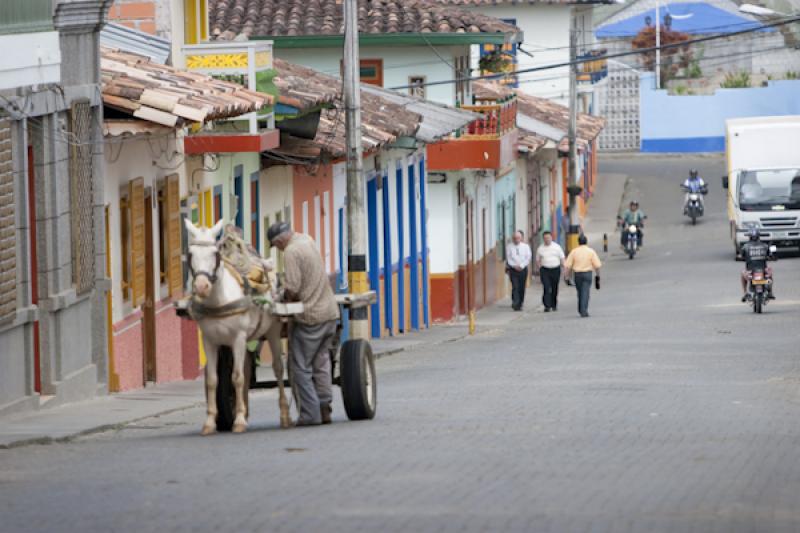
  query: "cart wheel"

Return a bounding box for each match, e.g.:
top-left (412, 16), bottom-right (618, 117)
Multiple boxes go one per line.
top-left (214, 346), bottom-right (252, 432)
top-left (340, 339), bottom-right (377, 420)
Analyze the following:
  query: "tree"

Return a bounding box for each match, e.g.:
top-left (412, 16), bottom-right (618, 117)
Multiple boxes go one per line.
top-left (631, 25), bottom-right (693, 84)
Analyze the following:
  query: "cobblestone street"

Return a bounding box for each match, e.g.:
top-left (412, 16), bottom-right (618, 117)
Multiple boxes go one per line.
top-left (2, 155), bottom-right (799, 533)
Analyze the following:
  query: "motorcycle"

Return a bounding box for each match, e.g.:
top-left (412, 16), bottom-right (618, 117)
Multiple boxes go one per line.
top-left (625, 224), bottom-right (640, 259)
top-left (681, 184), bottom-right (707, 225)
top-left (744, 245), bottom-right (777, 314)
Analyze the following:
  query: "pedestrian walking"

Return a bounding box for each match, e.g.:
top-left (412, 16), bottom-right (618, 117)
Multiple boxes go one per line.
top-left (506, 230), bottom-right (532, 311)
top-left (535, 231), bottom-right (565, 312)
top-left (564, 234), bottom-right (602, 318)
top-left (268, 222), bottom-right (340, 426)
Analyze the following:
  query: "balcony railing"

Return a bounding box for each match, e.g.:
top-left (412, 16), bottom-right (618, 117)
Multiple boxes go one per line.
top-left (456, 96), bottom-right (517, 140)
top-left (182, 41), bottom-right (275, 134)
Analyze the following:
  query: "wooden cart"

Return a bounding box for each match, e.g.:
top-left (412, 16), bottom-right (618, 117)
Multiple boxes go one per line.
top-left (176, 291), bottom-right (377, 429)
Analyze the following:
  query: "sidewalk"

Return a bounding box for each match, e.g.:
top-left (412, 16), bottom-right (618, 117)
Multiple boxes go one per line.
top-left (0, 297), bottom-right (522, 449)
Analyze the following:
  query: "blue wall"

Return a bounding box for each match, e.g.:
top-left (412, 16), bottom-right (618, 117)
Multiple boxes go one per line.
top-left (640, 74), bottom-right (800, 153)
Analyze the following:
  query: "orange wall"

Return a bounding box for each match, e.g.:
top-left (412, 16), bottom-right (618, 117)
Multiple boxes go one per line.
top-left (292, 164), bottom-right (335, 273)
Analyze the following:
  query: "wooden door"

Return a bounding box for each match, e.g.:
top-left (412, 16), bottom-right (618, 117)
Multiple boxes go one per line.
top-left (481, 207), bottom-right (487, 307)
top-left (142, 189), bottom-right (157, 383)
top-left (27, 145), bottom-right (41, 393)
top-left (465, 199), bottom-right (475, 315)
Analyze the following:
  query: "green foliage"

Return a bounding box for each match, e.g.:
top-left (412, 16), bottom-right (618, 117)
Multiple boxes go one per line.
top-left (786, 71), bottom-right (800, 80)
top-left (720, 71), bottom-right (751, 89)
top-left (686, 60), bottom-right (702, 79)
top-left (674, 85), bottom-right (688, 95)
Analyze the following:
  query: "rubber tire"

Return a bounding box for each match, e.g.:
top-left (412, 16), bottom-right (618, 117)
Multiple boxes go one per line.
top-left (754, 293), bottom-right (763, 314)
top-left (628, 247), bottom-right (635, 260)
top-left (691, 214), bottom-right (697, 225)
top-left (214, 346), bottom-right (252, 432)
top-left (340, 339), bottom-right (377, 421)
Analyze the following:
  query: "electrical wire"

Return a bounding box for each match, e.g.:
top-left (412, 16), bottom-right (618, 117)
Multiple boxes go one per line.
top-left (388, 16), bottom-right (800, 90)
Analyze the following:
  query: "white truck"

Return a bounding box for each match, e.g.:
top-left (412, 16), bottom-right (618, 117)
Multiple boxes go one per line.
top-left (723, 115), bottom-right (800, 259)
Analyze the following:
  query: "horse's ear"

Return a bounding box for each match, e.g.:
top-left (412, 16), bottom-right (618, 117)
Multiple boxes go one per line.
top-left (210, 220), bottom-right (224, 239)
top-left (183, 217), bottom-right (200, 240)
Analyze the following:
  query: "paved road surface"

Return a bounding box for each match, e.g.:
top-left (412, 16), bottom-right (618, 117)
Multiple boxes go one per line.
top-left (1, 155), bottom-right (799, 533)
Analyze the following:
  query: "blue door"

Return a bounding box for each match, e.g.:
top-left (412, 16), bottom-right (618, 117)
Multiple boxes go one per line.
top-left (381, 172), bottom-right (393, 335)
top-left (419, 157), bottom-right (429, 328)
top-left (367, 178), bottom-right (381, 338)
top-left (408, 163), bottom-right (419, 331)
top-left (233, 164), bottom-right (243, 230)
top-left (395, 164), bottom-right (405, 332)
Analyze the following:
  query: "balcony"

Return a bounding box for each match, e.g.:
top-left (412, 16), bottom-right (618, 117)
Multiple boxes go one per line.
top-left (182, 41), bottom-right (279, 154)
top-left (427, 95), bottom-right (518, 172)
top-left (577, 50), bottom-right (608, 84)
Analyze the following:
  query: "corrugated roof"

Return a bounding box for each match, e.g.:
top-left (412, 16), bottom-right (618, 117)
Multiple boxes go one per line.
top-left (209, 0), bottom-right (520, 41)
top-left (100, 23), bottom-right (171, 64)
top-left (434, 0), bottom-right (614, 5)
top-left (101, 47), bottom-right (273, 127)
top-left (361, 84), bottom-right (479, 143)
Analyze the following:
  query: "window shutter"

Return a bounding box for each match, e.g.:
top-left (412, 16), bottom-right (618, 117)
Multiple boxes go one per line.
top-left (165, 173), bottom-right (183, 297)
top-left (129, 177), bottom-right (146, 307)
top-left (0, 118), bottom-right (16, 322)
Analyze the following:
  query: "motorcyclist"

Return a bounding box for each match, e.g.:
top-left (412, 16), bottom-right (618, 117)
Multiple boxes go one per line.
top-left (681, 169), bottom-right (708, 214)
top-left (740, 227), bottom-right (775, 302)
top-left (618, 201), bottom-right (647, 248)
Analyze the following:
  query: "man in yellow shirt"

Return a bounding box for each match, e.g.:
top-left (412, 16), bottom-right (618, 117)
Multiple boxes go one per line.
top-left (564, 235), bottom-right (602, 318)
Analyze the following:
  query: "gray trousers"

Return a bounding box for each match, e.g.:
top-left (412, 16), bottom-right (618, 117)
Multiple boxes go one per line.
top-left (290, 320), bottom-right (338, 424)
top-left (574, 271), bottom-right (593, 316)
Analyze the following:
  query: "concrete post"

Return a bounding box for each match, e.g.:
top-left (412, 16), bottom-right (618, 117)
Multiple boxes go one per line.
top-left (343, 0), bottom-right (369, 340)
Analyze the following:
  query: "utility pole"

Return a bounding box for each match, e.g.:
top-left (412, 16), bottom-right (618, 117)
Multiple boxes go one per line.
top-left (343, 0), bottom-right (369, 339)
top-left (655, 0), bottom-right (661, 90)
top-left (566, 15), bottom-right (581, 253)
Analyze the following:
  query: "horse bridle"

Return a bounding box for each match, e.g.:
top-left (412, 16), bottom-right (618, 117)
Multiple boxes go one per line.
top-left (187, 241), bottom-right (222, 285)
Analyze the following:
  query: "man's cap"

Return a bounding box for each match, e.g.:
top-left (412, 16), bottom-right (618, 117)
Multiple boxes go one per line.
top-left (267, 222), bottom-right (291, 244)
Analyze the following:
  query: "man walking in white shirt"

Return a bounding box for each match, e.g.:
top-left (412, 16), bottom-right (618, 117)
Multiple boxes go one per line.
top-left (535, 231), bottom-right (565, 312)
top-left (506, 231), bottom-right (532, 311)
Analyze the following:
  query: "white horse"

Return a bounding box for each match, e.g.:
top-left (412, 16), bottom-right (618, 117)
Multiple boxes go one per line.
top-left (184, 219), bottom-right (291, 435)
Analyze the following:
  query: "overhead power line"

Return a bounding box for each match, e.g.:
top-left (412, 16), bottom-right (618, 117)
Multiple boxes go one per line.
top-left (388, 16), bottom-right (800, 91)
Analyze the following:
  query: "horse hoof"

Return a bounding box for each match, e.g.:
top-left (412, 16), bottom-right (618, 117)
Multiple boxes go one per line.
top-left (232, 422), bottom-right (247, 434)
top-left (280, 418), bottom-right (292, 429)
top-left (201, 425), bottom-right (216, 436)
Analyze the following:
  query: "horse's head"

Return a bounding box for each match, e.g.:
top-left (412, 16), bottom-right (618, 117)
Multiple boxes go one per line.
top-left (184, 219), bottom-right (224, 299)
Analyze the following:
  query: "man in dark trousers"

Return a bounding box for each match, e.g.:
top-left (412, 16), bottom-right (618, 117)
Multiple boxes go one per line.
top-left (506, 231), bottom-right (532, 311)
top-left (564, 234), bottom-right (602, 318)
top-left (535, 231), bottom-right (565, 312)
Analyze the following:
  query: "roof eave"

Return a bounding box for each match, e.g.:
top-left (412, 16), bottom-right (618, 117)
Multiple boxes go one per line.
top-left (253, 32), bottom-right (519, 48)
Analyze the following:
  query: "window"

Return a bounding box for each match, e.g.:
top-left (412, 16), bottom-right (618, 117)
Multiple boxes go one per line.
top-left (340, 59), bottom-right (384, 87)
top-left (0, 118), bottom-right (17, 322)
top-left (454, 56), bottom-right (470, 105)
top-left (68, 100), bottom-right (95, 294)
top-left (409, 76), bottom-right (426, 99)
top-left (250, 172), bottom-right (259, 252)
top-left (121, 177), bottom-right (146, 306)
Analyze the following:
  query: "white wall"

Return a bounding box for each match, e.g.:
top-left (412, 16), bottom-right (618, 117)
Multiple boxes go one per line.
top-left (104, 131), bottom-right (187, 323)
top-left (461, 5), bottom-right (572, 103)
top-left (277, 45), bottom-right (470, 107)
top-left (260, 164), bottom-right (293, 264)
top-left (428, 180), bottom-right (458, 274)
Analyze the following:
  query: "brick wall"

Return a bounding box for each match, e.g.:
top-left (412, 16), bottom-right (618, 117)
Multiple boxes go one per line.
top-left (108, 0), bottom-right (157, 35)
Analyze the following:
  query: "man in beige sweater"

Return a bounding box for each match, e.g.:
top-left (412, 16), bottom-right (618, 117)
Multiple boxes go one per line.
top-left (268, 222), bottom-right (339, 426)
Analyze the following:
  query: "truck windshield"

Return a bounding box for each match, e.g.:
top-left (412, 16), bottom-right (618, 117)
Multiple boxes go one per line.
top-left (738, 169), bottom-right (800, 211)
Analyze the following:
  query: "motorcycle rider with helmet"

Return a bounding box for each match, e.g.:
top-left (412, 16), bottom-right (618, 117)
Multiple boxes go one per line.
top-left (740, 227), bottom-right (776, 302)
top-left (618, 200), bottom-right (647, 249)
top-left (682, 169), bottom-right (708, 214)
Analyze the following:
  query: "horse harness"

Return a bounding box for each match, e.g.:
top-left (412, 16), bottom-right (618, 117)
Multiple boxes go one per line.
top-left (186, 241), bottom-right (259, 321)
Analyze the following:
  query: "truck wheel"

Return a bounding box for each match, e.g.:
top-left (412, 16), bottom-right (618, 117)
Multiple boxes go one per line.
top-left (214, 346), bottom-right (252, 432)
top-left (340, 339), bottom-right (377, 420)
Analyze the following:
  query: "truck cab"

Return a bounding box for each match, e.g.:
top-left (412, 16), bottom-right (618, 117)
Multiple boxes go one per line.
top-left (724, 116), bottom-right (800, 258)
